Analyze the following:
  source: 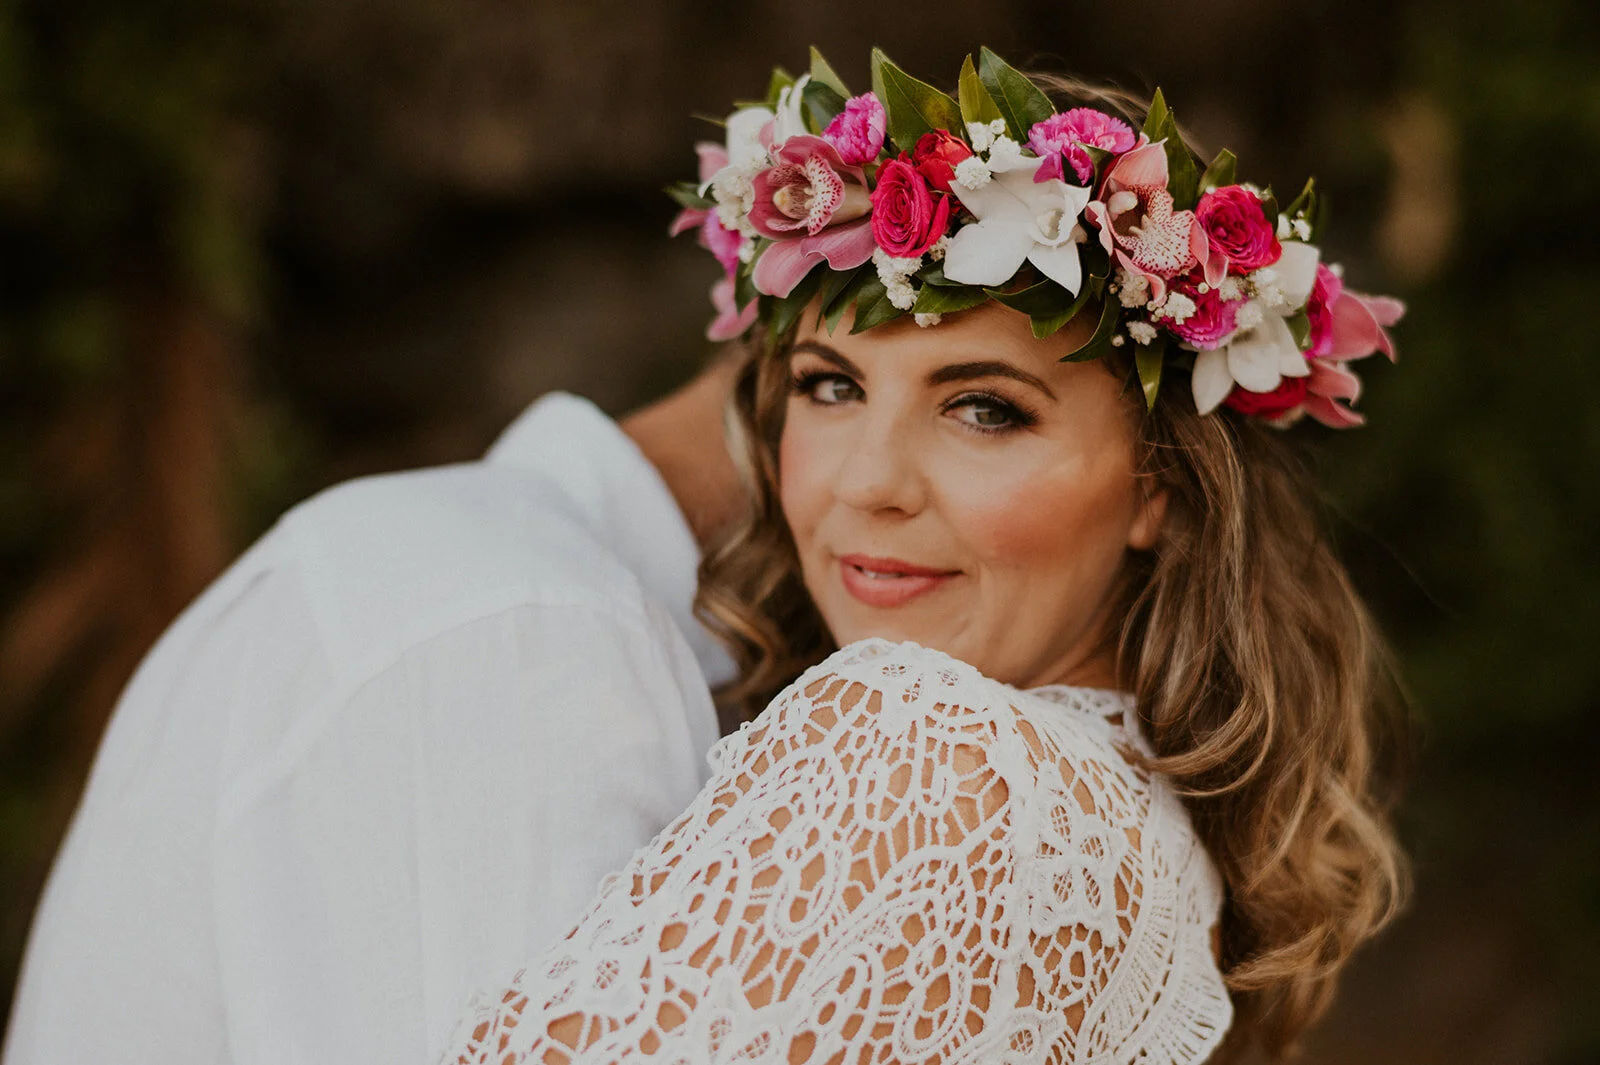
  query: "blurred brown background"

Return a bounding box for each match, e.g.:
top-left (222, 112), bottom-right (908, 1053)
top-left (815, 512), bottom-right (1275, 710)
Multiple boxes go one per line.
top-left (0, 0), bottom-right (1595, 1060)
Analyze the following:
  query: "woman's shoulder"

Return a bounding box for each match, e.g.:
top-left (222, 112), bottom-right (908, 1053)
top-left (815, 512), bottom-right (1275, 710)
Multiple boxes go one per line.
top-left (780, 638), bottom-right (1140, 758)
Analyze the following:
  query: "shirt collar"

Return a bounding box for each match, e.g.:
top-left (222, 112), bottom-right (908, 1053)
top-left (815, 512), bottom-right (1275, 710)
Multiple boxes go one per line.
top-left (484, 392), bottom-right (735, 689)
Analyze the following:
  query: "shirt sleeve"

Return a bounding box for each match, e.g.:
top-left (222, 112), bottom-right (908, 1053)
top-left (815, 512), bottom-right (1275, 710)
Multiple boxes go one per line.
top-left (1, 544), bottom-right (315, 1065)
top-left (437, 639), bottom-right (1195, 1065)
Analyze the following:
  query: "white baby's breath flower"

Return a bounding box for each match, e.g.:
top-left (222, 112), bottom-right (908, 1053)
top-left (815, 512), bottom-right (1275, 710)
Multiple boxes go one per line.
top-left (1127, 320), bottom-right (1158, 345)
top-left (737, 238), bottom-right (756, 264)
top-left (1291, 217), bottom-right (1312, 240)
top-left (1234, 301), bottom-right (1265, 331)
top-left (873, 247), bottom-right (923, 288)
top-left (966, 121), bottom-right (996, 153)
top-left (886, 278), bottom-right (917, 311)
top-left (1111, 334), bottom-right (1126, 347)
top-left (1161, 292), bottom-right (1197, 325)
top-left (1115, 268), bottom-right (1150, 308)
top-left (954, 156), bottom-right (992, 190)
top-left (986, 135), bottom-right (1025, 171)
top-left (927, 235), bottom-right (950, 262)
top-left (914, 312), bottom-right (942, 328)
top-left (1218, 275), bottom-right (1245, 301)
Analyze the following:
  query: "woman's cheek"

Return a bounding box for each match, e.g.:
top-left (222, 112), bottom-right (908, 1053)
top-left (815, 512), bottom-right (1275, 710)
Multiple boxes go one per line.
top-left (778, 426), bottom-right (823, 544)
top-left (948, 460), bottom-right (1130, 581)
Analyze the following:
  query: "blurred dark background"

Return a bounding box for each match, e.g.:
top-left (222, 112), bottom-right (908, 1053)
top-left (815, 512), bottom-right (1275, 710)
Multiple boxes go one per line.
top-left (0, 0), bottom-right (1595, 1060)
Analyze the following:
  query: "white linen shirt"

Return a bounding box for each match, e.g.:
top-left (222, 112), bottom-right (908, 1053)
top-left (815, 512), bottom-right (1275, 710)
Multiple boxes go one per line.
top-left (2, 392), bottom-right (733, 1065)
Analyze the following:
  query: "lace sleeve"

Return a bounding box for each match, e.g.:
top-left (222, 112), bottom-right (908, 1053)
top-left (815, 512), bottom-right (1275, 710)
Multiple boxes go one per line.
top-left (439, 639), bottom-right (1230, 1065)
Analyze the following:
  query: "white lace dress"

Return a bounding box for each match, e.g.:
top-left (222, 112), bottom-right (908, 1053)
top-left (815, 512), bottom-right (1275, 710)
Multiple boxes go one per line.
top-left (439, 639), bottom-right (1233, 1065)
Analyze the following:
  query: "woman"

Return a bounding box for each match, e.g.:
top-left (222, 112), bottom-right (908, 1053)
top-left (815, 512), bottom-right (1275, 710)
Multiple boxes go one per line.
top-left (441, 48), bottom-right (1408, 1064)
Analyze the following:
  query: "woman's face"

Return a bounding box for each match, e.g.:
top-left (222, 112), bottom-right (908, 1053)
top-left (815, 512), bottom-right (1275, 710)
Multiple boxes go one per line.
top-left (778, 300), bottom-right (1166, 690)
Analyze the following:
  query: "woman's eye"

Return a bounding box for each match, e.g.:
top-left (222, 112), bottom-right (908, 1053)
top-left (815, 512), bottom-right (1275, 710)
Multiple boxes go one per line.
top-left (793, 372), bottom-right (863, 405)
top-left (947, 395), bottom-right (1029, 431)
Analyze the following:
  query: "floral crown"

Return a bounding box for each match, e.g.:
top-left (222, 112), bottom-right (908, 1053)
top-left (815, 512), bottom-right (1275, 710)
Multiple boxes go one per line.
top-left (668, 47), bottom-right (1405, 428)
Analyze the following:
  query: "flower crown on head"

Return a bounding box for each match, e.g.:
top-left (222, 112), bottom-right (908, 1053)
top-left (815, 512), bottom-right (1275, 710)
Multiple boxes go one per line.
top-left (669, 46), bottom-right (1404, 428)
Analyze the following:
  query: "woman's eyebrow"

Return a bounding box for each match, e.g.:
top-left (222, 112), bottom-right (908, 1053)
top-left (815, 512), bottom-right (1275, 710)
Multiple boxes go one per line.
top-left (790, 340), bottom-right (865, 378)
top-left (927, 360), bottom-right (1057, 401)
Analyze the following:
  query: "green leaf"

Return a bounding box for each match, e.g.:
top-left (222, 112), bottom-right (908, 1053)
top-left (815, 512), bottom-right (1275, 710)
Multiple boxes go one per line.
top-left (808, 47), bottom-right (850, 97)
top-left (985, 278), bottom-right (1077, 317)
top-left (957, 54), bottom-right (1002, 128)
top-left (1199, 148), bottom-right (1237, 193)
top-left (802, 79), bottom-right (848, 135)
top-left (734, 254), bottom-right (764, 311)
top-left (765, 66), bottom-right (795, 108)
top-left (1135, 340), bottom-right (1165, 411)
top-left (1060, 290), bottom-right (1122, 360)
top-left (849, 275), bottom-right (907, 333)
top-left (912, 283), bottom-right (989, 315)
top-left (871, 48), bottom-right (962, 153)
top-left (1027, 273), bottom-right (1101, 338)
top-left (1283, 177), bottom-right (1316, 221)
top-left (817, 265), bottom-right (866, 331)
top-left (664, 181), bottom-right (712, 211)
top-left (768, 265), bottom-right (826, 336)
top-left (977, 46), bottom-right (1054, 142)
top-left (1309, 191), bottom-right (1331, 244)
top-left (1285, 309), bottom-right (1312, 350)
top-left (1141, 88), bottom-right (1200, 209)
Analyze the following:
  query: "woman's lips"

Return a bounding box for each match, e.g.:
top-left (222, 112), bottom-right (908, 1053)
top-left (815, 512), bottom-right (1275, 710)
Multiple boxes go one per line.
top-left (836, 554), bottom-right (960, 608)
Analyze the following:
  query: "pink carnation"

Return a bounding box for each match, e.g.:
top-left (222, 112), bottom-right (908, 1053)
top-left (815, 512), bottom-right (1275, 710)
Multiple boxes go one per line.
top-left (1028, 108), bottom-right (1137, 185)
top-left (1166, 284), bottom-right (1242, 350)
top-left (823, 92), bottom-right (887, 166)
top-left (1196, 185), bottom-right (1280, 280)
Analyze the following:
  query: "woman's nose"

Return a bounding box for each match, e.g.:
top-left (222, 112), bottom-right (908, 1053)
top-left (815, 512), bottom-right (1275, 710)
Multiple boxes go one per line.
top-left (831, 410), bottom-right (927, 516)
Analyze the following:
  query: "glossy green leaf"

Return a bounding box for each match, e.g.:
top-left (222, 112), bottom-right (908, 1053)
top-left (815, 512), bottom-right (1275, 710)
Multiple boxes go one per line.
top-left (977, 46), bottom-right (1053, 143)
top-left (957, 54), bottom-right (1002, 128)
top-left (1141, 88), bottom-right (1200, 209)
top-left (808, 46), bottom-right (850, 97)
top-left (1285, 309), bottom-right (1312, 350)
top-left (849, 275), bottom-right (907, 333)
top-left (734, 258), bottom-right (761, 311)
top-left (1309, 192), bottom-right (1331, 244)
top-left (1059, 290), bottom-right (1122, 360)
top-left (664, 181), bottom-right (712, 211)
top-left (818, 265), bottom-right (866, 331)
top-left (1283, 177), bottom-right (1317, 222)
top-left (768, 266), bottom-right (826, 337)
top-left (802, 79), bottom-right (848, 135)
top-left (871, 48), bottom-right (962, 153)
top-left (985, 278), bottom-right (1077, 317)
top-left (912, 283), bottom-right (989, 315)
top-left (1135, 341), bottom-right (1165, 410)
top-left (765, 67), bottom-right (795, 108)
top-left (1199, 148), bottom-right (1237, 192)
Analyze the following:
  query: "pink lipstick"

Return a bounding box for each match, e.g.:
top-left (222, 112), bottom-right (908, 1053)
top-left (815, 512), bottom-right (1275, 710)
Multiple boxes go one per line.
top-left (836, 554), bottom-right (960, 608)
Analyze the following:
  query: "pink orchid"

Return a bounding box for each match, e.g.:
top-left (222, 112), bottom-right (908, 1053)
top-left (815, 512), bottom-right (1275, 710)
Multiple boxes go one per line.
top-left (748, 134), bottom-right (875, 297)
top-left (1084, 139), bottom-right (1208, 305)
top-left (1027, 108), bottom-right (1137, 185)
top-left (706, 275), bottom-right (758, 341)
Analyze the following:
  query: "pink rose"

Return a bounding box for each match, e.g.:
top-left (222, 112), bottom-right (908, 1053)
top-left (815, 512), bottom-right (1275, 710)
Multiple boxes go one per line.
top-left (1166, 283), bottom-right (1242, 350)
top-left (1305, 263), bottom-right (1343, 357)
top-left (870, 158), bottom-right (951, 258)
top-left (1223, 374), bottom-right (1310, 418)
top-left (910, 129), bottom-right (974, 194)
top-left (1027, 108), bottom-right (1137, 185)
top-left (823, 92), bottom-right (887, 166)
top-left (1196, 185), bottom-right (1280, 275)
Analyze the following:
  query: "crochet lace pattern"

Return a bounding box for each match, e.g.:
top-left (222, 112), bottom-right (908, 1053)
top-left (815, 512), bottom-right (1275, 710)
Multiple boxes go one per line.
top-left (440, 638), bottom-right (1232, 1064)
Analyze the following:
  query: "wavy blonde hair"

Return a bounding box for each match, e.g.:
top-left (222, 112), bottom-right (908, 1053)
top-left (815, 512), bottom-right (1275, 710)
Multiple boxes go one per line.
top-left (692, 73), bottom-right (1409, 1061)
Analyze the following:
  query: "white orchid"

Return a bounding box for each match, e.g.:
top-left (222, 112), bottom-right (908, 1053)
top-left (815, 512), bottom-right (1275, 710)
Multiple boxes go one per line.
top-left (1190, 242), bottom-right (1322, 415)
top-left (772, 74), bottom-right (812, 145)
top-left (942, 154), bottom-right (1093, 295)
